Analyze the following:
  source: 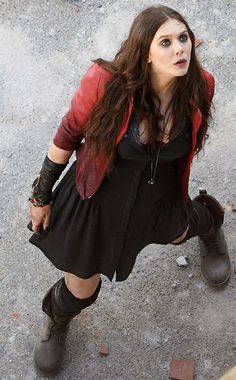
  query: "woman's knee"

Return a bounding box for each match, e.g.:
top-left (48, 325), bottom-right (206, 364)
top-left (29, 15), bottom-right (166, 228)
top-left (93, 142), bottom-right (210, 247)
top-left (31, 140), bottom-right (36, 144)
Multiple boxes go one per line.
top-left (64, 272), bottom-right (101, 299)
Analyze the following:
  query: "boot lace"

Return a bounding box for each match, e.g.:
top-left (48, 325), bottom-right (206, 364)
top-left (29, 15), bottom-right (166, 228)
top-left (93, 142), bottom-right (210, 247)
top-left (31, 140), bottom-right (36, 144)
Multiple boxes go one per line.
top-left (201, 234), bottom-right (225, 256)
top-left (42, 316), bottom-right (69, 345)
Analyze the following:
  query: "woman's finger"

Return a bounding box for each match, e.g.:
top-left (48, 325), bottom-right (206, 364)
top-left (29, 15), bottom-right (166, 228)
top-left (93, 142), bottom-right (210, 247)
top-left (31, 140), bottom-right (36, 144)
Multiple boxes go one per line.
top-left (32, 221), bottom-right (40, 233)
top-left (43, 212), bottom-right (51, 230)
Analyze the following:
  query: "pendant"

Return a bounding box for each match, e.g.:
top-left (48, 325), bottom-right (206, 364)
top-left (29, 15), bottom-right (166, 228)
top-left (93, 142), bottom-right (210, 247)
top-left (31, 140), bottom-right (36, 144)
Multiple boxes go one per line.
top-left (148, 178), bottom-right (155, 185)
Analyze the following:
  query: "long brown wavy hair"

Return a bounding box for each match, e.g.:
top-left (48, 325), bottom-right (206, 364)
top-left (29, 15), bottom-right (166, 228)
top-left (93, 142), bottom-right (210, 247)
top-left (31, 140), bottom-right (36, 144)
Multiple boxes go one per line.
top-left (84, 5), bottom-right (213, 160)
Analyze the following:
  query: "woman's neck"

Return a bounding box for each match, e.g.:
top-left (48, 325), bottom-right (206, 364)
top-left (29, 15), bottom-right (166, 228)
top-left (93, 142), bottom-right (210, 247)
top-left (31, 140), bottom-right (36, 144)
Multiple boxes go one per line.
top-left (152, 82), bottom-right (175, 116)
top-left (151, 73), bottom-right (176, 103)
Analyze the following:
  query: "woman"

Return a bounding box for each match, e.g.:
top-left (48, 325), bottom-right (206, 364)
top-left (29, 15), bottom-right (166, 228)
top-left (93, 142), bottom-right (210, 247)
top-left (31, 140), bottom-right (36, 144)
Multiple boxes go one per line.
top-left (28, 5), bottom-right (231, 374)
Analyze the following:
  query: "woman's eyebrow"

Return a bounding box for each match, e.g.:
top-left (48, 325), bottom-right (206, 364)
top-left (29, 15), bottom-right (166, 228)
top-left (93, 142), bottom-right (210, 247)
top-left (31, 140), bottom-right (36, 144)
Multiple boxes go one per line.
top-left (157, 30), bottom-right (188, 40)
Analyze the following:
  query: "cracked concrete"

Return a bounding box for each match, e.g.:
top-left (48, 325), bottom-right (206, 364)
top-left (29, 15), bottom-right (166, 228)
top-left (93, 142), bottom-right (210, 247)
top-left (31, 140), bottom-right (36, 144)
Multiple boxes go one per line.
top-left (0, 0), bottom-right (236, 379)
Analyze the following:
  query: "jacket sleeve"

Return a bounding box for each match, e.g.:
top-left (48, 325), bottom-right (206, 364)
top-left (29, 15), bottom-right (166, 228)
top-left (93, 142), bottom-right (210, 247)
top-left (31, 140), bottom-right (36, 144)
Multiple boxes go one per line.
top-left (53, 64), bottom-right (110, 151)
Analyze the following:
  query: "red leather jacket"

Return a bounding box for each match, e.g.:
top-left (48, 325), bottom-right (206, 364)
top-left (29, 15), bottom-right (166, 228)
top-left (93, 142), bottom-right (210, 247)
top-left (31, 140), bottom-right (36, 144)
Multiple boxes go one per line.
top-left (53, 63), bottom-right (215, 202)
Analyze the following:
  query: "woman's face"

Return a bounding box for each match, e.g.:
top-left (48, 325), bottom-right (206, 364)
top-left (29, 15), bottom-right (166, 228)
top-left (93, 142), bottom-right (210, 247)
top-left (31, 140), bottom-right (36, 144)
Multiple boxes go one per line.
top-left (148, 18), bottom-right (192, 83)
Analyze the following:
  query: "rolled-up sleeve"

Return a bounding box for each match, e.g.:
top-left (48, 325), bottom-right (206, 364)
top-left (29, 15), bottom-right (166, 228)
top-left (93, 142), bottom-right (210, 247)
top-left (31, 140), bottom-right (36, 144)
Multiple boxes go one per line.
top-left (53, 64), bottom-right (108, 151)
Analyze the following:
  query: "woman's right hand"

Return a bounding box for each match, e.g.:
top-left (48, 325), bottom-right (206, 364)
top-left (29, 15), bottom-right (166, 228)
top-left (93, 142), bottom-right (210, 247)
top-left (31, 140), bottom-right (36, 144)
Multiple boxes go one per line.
top-left (30, 203), bottom-right (52, 233)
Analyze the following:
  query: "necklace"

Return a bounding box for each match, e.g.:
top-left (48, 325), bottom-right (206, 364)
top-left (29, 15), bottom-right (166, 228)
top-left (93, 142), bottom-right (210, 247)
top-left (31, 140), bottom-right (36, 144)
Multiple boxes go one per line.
top-left (147, 112), bottom-right (169, 185)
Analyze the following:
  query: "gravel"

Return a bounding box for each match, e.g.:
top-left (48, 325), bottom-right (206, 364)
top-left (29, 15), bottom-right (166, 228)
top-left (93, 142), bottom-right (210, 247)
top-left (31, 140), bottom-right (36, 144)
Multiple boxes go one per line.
top-left (0, 1), bottom-right (235, 379)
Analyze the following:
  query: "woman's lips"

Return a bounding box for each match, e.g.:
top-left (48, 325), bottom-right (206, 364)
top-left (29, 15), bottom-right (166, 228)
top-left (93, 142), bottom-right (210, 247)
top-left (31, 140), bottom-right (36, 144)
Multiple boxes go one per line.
top-left (174, 59), bottom-right (187, 67)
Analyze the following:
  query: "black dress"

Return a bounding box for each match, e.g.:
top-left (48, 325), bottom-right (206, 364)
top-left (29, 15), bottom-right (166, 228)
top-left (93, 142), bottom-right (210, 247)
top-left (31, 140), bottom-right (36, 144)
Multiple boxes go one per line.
top-left (29, 116), bottom-right (193, 281)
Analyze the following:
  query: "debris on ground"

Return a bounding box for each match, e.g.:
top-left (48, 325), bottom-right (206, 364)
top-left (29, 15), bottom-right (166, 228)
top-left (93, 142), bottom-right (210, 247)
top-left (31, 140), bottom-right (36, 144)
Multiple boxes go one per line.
top-left (195, 38), bottom-right (203, 47)
top-left (176, 256), bottom-right (188, 267)
top-left (99, 345), bottom-right (109, 356)
top-left (169, 358), bottom-right (195, 380)
top-left (218, 365), bottom-right (236, 380)
top-left (10, 312), bottom-right (21, 320)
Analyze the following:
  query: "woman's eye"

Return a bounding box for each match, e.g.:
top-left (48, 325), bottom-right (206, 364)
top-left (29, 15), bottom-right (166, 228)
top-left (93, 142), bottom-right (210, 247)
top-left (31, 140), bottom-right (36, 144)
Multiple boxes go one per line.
top-left (179, 34), bottom-right (188, 42)
top-left (161, 39), bottom-right (171, 47)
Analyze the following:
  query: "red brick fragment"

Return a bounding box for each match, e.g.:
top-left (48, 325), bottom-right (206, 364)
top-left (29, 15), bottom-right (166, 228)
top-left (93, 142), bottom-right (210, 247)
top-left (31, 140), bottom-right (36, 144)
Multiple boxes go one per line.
top-left (195, 38), bottom-right (202, 48)
top-left (99, 345), bottom-right (109, 356)
top-left (10, 312), bottom-right (21, 320)
top-left (169, 358), bottom-right (195, 380)
top-left (232, 202), bottom-right (236, 212)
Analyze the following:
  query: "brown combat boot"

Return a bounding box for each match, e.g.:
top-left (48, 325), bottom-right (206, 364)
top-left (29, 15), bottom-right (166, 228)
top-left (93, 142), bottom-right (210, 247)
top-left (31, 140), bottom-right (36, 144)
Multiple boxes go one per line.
top-left (34, 277), bottom-right (101, 374)
top-left (199, 227), bottom-right (231, 286)
top-left (34, 315), bottom-right (70, 374)
top-left (194, 190), bottom-right (231, 286)
top-left (34, 278), bottom-right (81, 374)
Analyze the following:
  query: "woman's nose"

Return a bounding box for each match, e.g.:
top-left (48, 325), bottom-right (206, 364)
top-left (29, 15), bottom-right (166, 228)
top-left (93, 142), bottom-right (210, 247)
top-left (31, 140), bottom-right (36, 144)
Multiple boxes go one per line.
top-left (174, 40), bottom-right (184, 55)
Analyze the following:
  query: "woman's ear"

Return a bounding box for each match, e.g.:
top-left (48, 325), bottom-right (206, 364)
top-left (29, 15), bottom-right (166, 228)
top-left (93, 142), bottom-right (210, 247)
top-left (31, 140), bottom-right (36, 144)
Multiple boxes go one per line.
top-left (147, 57), bottom-right (152, 63)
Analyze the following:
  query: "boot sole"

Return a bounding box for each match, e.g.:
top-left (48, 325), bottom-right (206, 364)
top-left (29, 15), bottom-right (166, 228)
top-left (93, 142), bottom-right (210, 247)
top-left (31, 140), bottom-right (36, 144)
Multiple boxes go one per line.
top-left (200, 267), bottom-right (231, 287)
top-left (33, 361), bottom-right (63, 378)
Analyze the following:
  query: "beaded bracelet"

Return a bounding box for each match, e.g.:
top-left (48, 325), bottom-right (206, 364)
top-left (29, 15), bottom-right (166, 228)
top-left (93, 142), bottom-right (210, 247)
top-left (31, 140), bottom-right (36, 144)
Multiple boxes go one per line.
top-left (28, 196), bottom-right (47, 207)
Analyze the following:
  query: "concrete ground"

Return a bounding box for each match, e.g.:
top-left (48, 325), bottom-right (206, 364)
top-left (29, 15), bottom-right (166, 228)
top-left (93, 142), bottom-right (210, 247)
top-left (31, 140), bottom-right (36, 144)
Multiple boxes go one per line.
top-left (0, 0), bottom-right (236, 379)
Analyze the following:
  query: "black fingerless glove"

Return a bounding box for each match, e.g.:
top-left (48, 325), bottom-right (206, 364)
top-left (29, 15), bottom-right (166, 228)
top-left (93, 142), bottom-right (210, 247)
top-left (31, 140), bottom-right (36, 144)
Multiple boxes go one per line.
top-left (29, 155), bottom-right (68, 206)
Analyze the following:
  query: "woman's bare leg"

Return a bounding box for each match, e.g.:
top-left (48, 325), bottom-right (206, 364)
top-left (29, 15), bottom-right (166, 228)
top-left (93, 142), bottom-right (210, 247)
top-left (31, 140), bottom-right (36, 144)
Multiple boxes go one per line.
top-left (64, 272), bottom-right (101, 299)
top-left (171, 226), bottom-right (189, 244)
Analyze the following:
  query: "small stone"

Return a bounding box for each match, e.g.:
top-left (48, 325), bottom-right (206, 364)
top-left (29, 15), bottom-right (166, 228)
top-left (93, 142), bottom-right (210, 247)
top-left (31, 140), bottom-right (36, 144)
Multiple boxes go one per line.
top-left (234, 267), bottom-right (236, 274)
top-left (232, 202), bottom-right (236, 212)
top-left (176, 256), bottom-right (188, 267)
top-left (232, 345), bottom-right (236, 350)
top-left (188, 274), bottom-right (193, 279)
top-left (99, 345), bottom-right (109, 356)
top-left (171, 283), bottom-right (177, 289)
